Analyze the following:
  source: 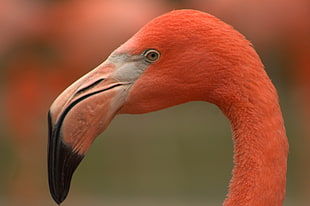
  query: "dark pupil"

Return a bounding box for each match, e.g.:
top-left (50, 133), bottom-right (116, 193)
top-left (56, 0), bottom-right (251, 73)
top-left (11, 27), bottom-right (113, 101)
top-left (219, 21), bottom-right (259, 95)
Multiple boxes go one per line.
top-left (148, 52), bottom-right (157, 60)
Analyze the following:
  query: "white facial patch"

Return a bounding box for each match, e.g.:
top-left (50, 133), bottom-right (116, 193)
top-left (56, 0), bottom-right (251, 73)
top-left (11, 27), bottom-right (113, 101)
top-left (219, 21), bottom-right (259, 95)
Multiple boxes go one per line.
top-left (107, 52), bottom-right (150, 83)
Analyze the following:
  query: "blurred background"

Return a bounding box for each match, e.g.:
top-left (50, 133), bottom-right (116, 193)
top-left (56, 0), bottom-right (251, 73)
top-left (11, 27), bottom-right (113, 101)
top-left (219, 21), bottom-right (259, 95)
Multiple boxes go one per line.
top-left (0, 0), bottom-right (309, 205)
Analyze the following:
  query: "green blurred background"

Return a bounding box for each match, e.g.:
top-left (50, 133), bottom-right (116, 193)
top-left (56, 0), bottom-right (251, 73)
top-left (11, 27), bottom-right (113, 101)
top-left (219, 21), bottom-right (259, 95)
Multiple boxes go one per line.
top-left (0, 0), bottom-right (309, 205)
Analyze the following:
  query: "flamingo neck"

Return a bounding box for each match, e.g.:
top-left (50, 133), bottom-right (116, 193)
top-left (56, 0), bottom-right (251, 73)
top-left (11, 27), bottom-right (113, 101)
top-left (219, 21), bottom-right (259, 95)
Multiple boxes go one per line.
top-left (218, 80), bottom-right (288, 206)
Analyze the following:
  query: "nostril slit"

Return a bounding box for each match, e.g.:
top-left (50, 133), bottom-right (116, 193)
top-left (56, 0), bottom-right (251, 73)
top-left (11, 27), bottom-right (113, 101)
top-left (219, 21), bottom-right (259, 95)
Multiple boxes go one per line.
top-left (74, 78), bottom-right (105, 97)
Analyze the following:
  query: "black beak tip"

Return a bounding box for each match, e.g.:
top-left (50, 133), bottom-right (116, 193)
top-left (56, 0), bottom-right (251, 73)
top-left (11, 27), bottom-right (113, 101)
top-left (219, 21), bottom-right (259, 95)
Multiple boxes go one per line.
top-left (48, 111), bottom-right (84, 204)
top-left (48, 141), bottom-right (84, 204)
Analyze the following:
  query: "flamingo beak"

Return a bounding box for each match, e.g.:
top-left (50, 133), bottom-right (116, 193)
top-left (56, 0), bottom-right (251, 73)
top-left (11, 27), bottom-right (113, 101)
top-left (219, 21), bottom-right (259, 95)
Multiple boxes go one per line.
top-left (48, 59), bottom-right (136, 204)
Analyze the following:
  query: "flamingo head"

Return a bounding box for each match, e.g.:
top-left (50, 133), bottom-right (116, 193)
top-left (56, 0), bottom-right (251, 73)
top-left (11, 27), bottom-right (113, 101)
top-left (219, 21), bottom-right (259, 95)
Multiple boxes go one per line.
top-left (48, 9), bottom-right (257, 204)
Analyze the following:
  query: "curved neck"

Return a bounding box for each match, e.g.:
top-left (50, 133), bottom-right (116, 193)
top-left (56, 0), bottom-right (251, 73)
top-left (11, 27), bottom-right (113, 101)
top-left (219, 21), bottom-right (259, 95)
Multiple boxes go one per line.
top-left (219, 78), bottom-right (288, 206)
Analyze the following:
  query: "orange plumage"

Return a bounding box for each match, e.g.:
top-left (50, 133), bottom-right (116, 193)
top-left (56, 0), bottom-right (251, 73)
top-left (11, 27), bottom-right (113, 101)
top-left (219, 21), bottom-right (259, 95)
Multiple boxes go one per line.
top-left (48, 9), bottom-right (288, 206)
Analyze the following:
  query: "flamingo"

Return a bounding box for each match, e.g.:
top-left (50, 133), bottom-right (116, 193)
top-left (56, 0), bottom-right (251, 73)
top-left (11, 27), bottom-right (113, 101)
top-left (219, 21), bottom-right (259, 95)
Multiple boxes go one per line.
top-left (48, 9), bottom-right (288, 206)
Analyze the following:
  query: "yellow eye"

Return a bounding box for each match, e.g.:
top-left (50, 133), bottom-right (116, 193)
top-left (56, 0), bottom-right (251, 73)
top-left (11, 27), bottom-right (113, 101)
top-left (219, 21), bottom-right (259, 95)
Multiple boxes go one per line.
top-left (143, 49), bottom-right (160, 63)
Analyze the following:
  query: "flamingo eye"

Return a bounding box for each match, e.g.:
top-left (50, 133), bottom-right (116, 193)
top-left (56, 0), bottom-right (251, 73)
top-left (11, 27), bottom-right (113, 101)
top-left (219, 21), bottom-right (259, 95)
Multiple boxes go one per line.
top-left (143, 49), bottom-right (160, 63)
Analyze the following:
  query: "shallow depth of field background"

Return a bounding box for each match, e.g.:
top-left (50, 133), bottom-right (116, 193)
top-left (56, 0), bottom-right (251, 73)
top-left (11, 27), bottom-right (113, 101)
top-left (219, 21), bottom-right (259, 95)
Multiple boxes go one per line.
top-left (0, 0), bottom-right (309, 205)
